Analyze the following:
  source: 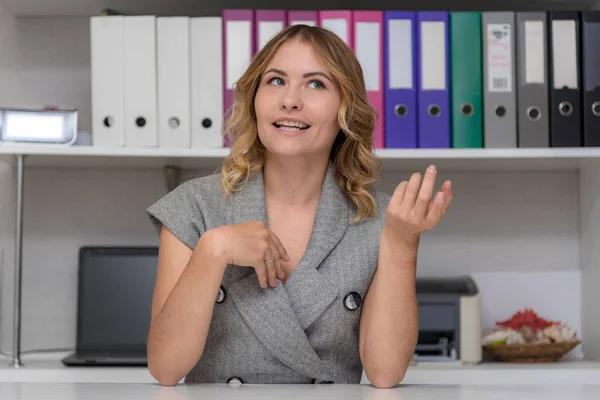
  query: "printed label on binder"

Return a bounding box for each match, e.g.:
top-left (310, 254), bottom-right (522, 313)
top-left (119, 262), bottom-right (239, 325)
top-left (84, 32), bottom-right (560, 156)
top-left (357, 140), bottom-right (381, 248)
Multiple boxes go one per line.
top-left (487, 23), bottom-right (513, 92)
top-left (524, 21), bottom-right (545, 84)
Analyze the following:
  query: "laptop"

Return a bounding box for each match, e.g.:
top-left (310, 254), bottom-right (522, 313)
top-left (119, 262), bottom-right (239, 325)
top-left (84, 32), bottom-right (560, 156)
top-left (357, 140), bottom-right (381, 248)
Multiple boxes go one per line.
top-left (62, 246), bottom-right (158, 366)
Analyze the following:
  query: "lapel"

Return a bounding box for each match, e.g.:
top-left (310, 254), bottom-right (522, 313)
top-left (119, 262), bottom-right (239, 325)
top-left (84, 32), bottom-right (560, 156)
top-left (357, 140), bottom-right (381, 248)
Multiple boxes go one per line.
top-left (224, 161), bottom-right (350, 379)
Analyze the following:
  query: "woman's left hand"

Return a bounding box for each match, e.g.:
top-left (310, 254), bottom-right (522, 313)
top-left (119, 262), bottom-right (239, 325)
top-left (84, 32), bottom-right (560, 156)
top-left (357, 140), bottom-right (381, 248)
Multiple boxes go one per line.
top-left (383, 164), bottom-right (452, 246)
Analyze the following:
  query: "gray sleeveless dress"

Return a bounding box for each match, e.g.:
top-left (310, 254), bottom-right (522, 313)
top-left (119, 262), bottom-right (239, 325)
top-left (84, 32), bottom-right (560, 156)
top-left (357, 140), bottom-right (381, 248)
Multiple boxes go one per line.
top-left (146, 162), bottom-right (391, 384)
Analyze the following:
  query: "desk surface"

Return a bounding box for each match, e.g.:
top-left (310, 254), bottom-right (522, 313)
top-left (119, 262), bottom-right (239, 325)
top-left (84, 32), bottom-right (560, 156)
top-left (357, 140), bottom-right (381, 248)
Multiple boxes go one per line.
top-left (2, 353), bottom-right (600, 385)
top-left (1, 382), bottom-right (600, 400)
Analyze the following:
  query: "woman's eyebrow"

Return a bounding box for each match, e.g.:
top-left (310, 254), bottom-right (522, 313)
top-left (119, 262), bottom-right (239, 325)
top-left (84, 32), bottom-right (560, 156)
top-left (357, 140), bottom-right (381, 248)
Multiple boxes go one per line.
top-left (264, 68), bottom-right (333, 83)
top-left (302, 71), bottom-right (333, 83)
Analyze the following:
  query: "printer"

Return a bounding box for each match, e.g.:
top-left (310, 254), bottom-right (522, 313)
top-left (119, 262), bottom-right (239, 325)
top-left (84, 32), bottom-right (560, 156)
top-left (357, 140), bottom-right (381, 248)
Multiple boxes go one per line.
top-left (414, 275), bottom-right (482, 364)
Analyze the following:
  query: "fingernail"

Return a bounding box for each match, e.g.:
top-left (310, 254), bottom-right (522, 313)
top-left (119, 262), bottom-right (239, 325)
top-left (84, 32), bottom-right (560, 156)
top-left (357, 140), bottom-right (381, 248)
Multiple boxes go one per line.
top-left (448, 180), bottom-right (452, 192)
top-left (427, 165), bottom-right (436, 173)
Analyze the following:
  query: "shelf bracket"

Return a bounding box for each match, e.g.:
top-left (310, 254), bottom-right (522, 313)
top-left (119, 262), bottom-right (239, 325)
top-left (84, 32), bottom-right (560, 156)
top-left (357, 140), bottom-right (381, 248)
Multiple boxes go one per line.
top-left (164, 165), bottom-right (181, 192)
top-left (10, 154), bottom-right (25, 368)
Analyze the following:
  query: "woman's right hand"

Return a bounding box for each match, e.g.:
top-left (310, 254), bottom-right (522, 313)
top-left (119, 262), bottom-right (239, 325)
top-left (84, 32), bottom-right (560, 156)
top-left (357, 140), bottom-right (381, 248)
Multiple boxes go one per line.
top-left (208, 221), bottom-right (290, 289)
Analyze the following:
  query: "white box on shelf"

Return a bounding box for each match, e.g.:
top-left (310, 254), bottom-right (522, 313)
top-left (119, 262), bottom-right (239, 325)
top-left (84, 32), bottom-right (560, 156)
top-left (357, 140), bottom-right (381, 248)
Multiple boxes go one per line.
top-left (157, 17), bottom-right (191, 149)
top-left (90, 16), bottom-right (125, 147)
top-left (123, 16), bottom-right (158, 148)
top-left (191, 17), bottom-right (224, 148)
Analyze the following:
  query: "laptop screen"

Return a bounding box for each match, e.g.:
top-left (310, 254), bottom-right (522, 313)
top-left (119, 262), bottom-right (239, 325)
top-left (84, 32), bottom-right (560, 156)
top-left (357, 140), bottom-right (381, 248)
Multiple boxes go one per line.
top-left (76, 247), bottom-right (158, 353)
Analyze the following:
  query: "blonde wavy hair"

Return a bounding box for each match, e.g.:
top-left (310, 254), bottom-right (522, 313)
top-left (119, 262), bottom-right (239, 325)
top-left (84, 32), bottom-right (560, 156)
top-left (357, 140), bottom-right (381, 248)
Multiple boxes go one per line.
top-left (220, 24), bottom-right (381, 223)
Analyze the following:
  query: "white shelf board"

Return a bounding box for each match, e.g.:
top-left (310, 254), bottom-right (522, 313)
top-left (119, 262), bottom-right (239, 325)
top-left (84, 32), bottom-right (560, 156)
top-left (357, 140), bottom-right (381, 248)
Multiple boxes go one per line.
top-left (1, 144), bottom-right (600, 171)
top-left (0, 144), bottom-right (230, 170)
top-left (0, 352), bottom-right (599, 384)
top-left (0, 0), bottom-right (596, 17)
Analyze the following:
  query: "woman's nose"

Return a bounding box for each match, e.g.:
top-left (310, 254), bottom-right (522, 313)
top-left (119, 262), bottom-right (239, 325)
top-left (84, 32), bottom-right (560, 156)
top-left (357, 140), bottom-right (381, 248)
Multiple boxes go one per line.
top-left (279, 87), bottom-right (303, 111)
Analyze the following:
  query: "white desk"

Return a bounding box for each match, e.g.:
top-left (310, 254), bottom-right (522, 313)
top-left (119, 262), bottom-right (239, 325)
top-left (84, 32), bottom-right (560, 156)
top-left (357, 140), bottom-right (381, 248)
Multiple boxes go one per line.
top-left (1, 353), bottom-right (600, 385)
top-left (1, 382), bottom-right (600, 400)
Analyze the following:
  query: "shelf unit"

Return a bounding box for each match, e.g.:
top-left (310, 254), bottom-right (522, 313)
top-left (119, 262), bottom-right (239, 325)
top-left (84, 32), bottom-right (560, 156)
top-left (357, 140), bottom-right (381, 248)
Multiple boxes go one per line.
top-left (2, 0), bottom-right (600, 384)
top-left (2, 144), bottom-right (600, 171)
top-left (2, 145), bottom-right (600, 366)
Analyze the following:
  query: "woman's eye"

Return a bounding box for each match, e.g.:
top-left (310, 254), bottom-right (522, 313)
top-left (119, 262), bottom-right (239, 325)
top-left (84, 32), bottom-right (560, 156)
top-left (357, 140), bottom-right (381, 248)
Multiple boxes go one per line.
top-left (268, 77), bottom-right (285, 86)
top-left (308, 80), bottom-right (325, 89)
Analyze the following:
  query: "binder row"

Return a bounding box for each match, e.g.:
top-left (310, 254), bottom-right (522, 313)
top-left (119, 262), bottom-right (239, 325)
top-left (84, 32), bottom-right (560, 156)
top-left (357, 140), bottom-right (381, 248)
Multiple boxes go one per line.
top-left (90, 10), bottom-right (600, 150)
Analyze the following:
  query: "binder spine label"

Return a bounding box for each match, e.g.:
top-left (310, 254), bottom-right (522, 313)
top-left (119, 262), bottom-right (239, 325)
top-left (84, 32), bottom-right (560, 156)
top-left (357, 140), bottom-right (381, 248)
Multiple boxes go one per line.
top-left (552, 20), bottom-right (579, 90)
top-left (322, 18), bottom-right (349, 43)
top-left (420, 21), bottom-right (447, 90)
top-left (388, 19), bottom-right (414, 89)
top-left (524, 21), bottom-right (545, 84)
top-left (487, 23), bottom-right (513, 92)
top-left (258, 21), bottom-right (284, 51)
top-left (225, 20), bottom-right (252, 90)
top-left (356, 22), bottom-right (381, 91)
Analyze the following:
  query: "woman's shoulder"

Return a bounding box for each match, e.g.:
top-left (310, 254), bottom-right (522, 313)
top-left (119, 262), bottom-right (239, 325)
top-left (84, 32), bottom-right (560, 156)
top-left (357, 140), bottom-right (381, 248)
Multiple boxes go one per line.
top-left (346, 189), bottom-right (391, 233)
top-left (146, 170), bottom-right (226, 249)
top-left (150, 171), bottom-right (226, 213)
top-left (176, 171), bottom-right (226, 200)
top-left (372, 189), bottom-right (392, 222)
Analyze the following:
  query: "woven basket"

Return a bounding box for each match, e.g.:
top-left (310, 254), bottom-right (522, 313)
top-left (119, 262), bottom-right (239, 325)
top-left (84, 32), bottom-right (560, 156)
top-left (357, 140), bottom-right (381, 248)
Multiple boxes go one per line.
top-left (482, 341), bottom-right (580, 363)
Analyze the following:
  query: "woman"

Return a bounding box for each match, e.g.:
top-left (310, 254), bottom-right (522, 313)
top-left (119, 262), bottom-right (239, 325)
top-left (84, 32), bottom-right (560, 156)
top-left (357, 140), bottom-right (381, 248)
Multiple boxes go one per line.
top-left (146, 24), bottom-right (452, 389)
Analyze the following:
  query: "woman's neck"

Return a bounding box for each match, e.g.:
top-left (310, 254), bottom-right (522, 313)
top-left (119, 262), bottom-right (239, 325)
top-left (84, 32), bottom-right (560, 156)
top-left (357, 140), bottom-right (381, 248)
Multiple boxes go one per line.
top-left (263, 155), bottom-right (329, 207)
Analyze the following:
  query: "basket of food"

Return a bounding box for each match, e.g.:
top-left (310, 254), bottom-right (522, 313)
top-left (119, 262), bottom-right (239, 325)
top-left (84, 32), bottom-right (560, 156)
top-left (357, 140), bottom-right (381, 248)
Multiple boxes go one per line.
top-left (481, 308), bottom-right (580, 363)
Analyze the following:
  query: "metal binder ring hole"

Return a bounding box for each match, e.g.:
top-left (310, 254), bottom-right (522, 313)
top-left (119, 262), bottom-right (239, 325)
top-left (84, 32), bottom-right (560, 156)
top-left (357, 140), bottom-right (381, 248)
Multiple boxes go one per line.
top-left (527, 106), bottom-right (541, 121)
top-left (495, 106), bottom-right (506, 117)
top-left (168, 117), bottom-right (180, 129)
top-left (559, 102), bottom-right (572, 116)
top-left (592, 102), bottom-right (600, 117)
top-left (394, 104), bottom-right (408, 117)
top-left (202, 118), bottom-right (213, 128)
top-left (103, 116), bottom-right (114, 128)
top-left (428, 104), bottom-right (441, 117)
top-left (135, 117), bottom-right (147, 127)
top-left (461, 104), bottom-right (473, 116)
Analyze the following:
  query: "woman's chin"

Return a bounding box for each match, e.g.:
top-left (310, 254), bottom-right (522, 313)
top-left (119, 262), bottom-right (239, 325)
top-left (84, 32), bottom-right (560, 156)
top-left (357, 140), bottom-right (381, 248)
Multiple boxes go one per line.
top-left (265, 146), bottom-right (308, 158)
top-left (260, 133), bottom-right (330, 158)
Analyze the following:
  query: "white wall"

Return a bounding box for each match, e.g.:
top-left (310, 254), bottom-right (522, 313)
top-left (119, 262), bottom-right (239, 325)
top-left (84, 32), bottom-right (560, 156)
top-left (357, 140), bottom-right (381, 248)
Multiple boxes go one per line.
top-left (580, 161), bottom-right (600, 359)
top-left (0, 167), bottom-right (582, 354)
top-left (0, 10), bottom-right (585, 357)
top-left (0, 11), bottom-right (91, 133)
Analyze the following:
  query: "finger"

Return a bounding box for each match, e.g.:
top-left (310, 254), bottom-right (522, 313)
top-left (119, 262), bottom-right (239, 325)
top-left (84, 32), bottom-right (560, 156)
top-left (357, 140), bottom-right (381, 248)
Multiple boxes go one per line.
top-left (414, 165), bottom-right (437, 217)
top-left (441, 180), bottom-right (453, 215)
top-left (425, 191), bottom-right (445, 229)
top-left (270, 231), bottom-right (290, 262)
top-left (255, 259), bottom-right (268, 289)
top-left (264, 247), bottom-right (278, 288)
top-left (392, 181), bottom-right (408, 205)
top-left (269, 232), bottom-right (288, 280)
top-left (266, 238), bottom-right (283, 284)
top-left (401, 172), bottom-right (423, 209)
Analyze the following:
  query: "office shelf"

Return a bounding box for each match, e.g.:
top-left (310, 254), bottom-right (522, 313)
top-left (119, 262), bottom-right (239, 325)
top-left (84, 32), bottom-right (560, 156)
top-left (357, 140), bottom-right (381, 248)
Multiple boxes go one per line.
top-left (2, 144), bottom-right (600, 171)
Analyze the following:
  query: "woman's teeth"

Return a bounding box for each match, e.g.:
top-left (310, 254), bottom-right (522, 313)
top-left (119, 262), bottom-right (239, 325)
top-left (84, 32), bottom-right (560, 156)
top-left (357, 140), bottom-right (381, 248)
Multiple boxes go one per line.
top-left (274, 120), bottom-right (309, 131)
top-left (280, 126), bottom-right (302, 132)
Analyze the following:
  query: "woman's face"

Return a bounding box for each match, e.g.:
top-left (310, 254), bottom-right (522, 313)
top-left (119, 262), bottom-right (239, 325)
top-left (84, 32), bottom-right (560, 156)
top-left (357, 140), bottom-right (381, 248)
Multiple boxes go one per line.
top-left (254, 38), bottom-right (342, 159)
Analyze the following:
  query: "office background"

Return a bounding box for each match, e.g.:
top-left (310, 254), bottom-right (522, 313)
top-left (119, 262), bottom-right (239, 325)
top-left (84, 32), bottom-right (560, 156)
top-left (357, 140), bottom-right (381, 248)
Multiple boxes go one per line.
top-left (0, 0), bottom-right (596, 368)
